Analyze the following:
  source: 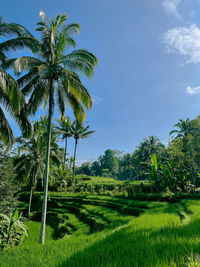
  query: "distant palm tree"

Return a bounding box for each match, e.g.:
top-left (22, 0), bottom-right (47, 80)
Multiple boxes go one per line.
top-left (136, 136), bottom-right (164, 162)
top-left (0, 17), bottom-right (32, 146)
top-left (70, 120), bottom-right (95, 181)
top-left (4, 10), bottom-right (97, 243)
top-left (55, 116), bottom-right (72, 164)
top-left (170, 118), bottom-right (194, 140)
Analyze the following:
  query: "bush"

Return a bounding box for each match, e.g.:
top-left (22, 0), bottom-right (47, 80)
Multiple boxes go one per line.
top-left (0, 210), bottom-right (27, 250)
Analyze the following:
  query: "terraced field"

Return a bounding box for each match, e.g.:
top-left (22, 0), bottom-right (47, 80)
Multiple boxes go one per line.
top-left (30, 194), bottom-right (149, 238)
top-left (1, 194), bottom-right (200, 266)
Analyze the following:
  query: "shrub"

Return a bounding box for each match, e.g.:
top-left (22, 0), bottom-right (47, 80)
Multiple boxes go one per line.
top-left (0, 210), bottom-right (27, 250)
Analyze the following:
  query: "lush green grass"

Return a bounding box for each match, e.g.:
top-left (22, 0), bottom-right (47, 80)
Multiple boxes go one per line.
top-left (75, 175), bottom-right (150, 185)
top-left (1, 194), bottom-right (200, 266)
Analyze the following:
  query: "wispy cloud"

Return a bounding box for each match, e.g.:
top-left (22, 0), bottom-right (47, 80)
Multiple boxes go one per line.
top-left (186, 86), bottom-right (200, 95)
top-left (162, 0), bottom-right (182, 18)
top-left (163, 24), bottom-right (200, 64)
top-left (92, 95), bottom-right (103, 105)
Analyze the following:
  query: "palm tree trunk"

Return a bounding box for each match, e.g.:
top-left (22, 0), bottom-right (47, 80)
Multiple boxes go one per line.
top-left (39, 79), bottom-right (53, 244)
top-left (64, 137), bottom-right (67, 164)
top-left (28, 186), bottom-right (33, 215)
top-left (72, 138), bottom-right (78, 184)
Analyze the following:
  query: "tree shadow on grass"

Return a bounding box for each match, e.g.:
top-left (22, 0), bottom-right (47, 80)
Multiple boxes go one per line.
top-left (56, 217), bottom-right (200, 267)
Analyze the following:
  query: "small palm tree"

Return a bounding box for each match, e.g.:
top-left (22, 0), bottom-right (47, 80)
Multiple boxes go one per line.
top-left (15, 116), bottom-right (60, 215)
top-left (55, 116), bottom-right (72, 164)
top-left (70, 120), bottom-right (95, 181)
top-left (4, 10), bottom-right (97, 243)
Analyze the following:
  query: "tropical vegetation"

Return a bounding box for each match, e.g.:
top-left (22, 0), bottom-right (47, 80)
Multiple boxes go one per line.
top-left (1, 10), bottom-right (200, 267)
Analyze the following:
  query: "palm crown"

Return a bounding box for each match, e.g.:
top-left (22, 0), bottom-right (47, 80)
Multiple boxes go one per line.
top-left (71, 120), bottom-right (95, 141)
top-left (4, 11), bottom-right (97, 121)
top-left (170, 118), bottom-right (194, 140)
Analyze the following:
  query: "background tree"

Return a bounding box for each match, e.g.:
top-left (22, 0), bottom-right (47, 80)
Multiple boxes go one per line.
top-left (55, 116), bottom-right (72, 164)
top-left (75, 161), bottom-right (93, 176)
top-left (70, 120), bottom-right (95, 181)
top-left (135, 136), bottom-right (165, 162)
top-left (118, 153), bottom-right (134, 180)
top-left (170, 118), bottom-right (193, 140)
top-left (99, 150), bottom-right (119, 177)
top-left (0, 142), bottom-right (18, 214)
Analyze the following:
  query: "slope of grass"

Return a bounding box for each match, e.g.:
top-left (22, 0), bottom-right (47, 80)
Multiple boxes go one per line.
top-left (1, 194), bottom-right (200, 266)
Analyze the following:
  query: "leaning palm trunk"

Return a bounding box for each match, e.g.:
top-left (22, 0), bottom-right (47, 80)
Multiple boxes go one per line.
top-left (40, 81), bottom-right (53, 244)
top-left (64, 137), bottom-right (68, 164)
top-left (72, 138), bottom-right (78, 184)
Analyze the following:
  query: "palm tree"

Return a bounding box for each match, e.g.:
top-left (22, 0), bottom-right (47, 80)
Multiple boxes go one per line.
top-left (55, 116), bottom-right (72, 164)
top-left (70, 120), bottom-right (95, 181)
top-left (170, 118), bottom-right (194, 140)
top-left (136, 136), bottom-right (164, 162)
top-left (15, 117), bottom-right (60, 215)
top-left (4, 10), bottom-right (97, 243)
top-left (170, 118), bottom-right (199, 185)
top-left (0, 17), bottom-right (32, 147)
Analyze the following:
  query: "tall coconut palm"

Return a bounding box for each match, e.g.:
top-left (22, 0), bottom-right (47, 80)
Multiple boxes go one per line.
top-left (55, 116), bottom-right (72, 164)
top-left (70, 120), bottom-right (95, 181)
top-left (4, 10), bottom-right (97, 243)
top-left (0, 17), bottom-right (33, 147)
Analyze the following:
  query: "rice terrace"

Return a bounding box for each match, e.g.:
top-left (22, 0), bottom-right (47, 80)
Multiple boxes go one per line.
top-left (2, 1), bottom-right (200, 267)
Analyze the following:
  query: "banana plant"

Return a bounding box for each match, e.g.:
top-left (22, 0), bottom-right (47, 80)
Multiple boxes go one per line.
top-left (0, 210), bottom-right (27, 249)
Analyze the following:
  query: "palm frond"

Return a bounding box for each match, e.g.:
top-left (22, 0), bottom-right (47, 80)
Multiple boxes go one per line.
top-left (13, 56), bottom-right (43, 75)
top-left (26, 80), bottom-right (48, 115)
top-left (66, 93), bottom-right (86, 122)
top-left (57, 85), bottom-right (65, 118)
top-left (0, 70), bottom-right (23, 113)
top-left (63, 70), bottom-right (93, 109)
top-left (0, 37), bottom-right (40, 55)
top-left (0, 106), bottom-right (15, 147)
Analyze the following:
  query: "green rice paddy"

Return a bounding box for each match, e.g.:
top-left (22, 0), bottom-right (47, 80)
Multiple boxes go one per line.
top-left (1, 194), bottom-right (200, 266)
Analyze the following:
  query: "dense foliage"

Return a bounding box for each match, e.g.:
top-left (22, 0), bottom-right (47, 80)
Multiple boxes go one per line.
top-left (76, 116), bottom-right (200, 193)
top-left (0, 143), bottom-right (18, 214)
top-left (0, 210), bottom-right (27, 250)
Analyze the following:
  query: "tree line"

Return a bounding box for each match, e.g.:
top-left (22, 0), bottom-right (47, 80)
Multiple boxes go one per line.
top-left (77, 116), bottom-right (200, 191)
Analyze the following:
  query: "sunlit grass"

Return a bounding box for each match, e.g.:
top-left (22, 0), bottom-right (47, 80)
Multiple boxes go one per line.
top-left (1, 194), bottom-right (200, 266)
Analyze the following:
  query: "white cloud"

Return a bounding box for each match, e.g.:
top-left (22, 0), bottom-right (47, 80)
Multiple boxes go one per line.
top-left (186, 86), bottom-right (200, 95)
top-left (92, 95), bottom-right (103, 105)
top-left (163, 24), bottom-right (200, 64)
top-left (162, 0), bottom-right (182, 18)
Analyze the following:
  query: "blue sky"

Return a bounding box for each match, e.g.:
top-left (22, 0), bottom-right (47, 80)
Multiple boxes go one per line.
top-left (2, 0), bottom-right (200, 163)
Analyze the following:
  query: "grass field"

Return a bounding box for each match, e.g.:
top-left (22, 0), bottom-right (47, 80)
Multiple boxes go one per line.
top-left (1, 193), bottom-right (200, 266)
